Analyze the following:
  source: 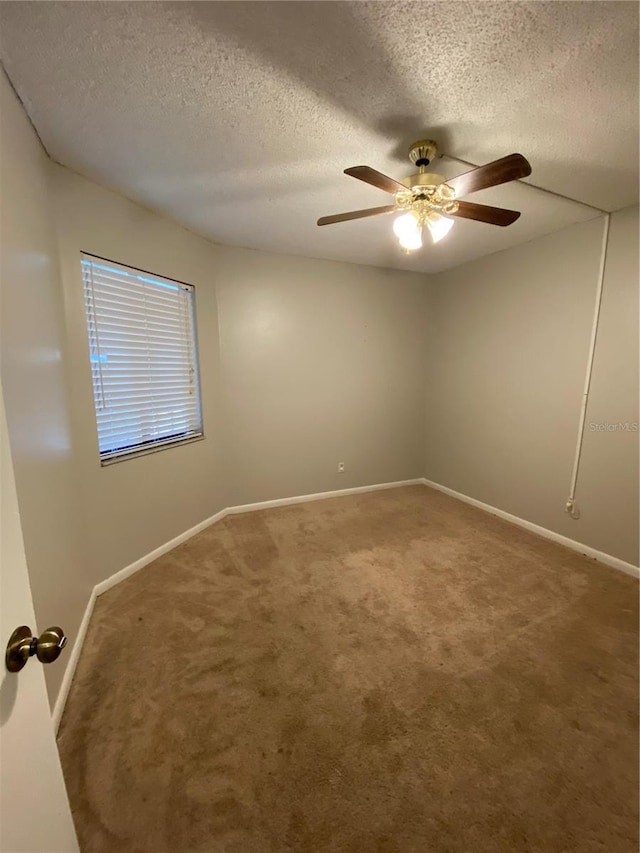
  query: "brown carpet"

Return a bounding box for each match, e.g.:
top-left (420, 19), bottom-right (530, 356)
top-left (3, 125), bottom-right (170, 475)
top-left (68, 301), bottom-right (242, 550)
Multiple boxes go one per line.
top-left (57, 485), bottom-right (639, 853)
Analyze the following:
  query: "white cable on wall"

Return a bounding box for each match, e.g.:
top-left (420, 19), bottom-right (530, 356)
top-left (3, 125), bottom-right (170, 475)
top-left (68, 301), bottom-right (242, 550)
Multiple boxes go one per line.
top-left (565, 213), bottom-right (611, 520)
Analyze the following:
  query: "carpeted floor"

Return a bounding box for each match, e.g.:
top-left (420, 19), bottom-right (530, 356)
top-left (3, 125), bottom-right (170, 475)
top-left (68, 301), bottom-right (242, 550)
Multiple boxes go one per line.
top-left (57, 485), bottom-right (639, 853)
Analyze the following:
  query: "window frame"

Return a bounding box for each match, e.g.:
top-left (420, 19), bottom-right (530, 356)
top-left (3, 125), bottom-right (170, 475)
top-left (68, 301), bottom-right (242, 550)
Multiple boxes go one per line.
top-left (81, 252), bottom-right (205, 466)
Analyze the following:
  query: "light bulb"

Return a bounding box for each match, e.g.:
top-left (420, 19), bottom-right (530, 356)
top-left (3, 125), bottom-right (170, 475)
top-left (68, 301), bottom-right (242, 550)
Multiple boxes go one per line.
top-left (426, 214), bottom-right (454, 244)
top-left (393, 212), bottom-right (423, 251)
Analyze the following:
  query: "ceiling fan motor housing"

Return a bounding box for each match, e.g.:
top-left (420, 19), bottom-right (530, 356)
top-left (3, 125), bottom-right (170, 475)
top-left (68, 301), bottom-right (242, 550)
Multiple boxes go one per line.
top-left (401, 172), bottom-right (446, 192)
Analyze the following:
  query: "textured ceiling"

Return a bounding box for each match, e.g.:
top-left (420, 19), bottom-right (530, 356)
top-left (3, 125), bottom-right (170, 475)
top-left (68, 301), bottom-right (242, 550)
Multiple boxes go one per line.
top-left (0, 1), bottom-right (637, 273)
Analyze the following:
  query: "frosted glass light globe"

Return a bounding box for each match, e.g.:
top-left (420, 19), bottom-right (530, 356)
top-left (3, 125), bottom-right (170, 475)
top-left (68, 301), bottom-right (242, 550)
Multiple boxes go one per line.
top-left (426, 214), bottom-right (454, 244)
top-left (393, 213), bottom-right (423, 251)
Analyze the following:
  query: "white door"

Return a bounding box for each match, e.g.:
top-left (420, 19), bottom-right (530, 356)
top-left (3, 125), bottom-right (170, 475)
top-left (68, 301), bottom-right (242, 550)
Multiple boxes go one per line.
top-left (0, 382), bottom-right (79, 853)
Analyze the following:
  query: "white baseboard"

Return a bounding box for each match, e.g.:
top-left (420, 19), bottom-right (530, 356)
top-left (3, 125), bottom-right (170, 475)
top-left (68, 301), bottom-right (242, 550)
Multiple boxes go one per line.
top-left (52, 588), bottom-right (96, 733)
top-left (53, 478), bottom-right (421, 728)
top-left (226, 478), bottom-right (425, 516)
top-left (53, 507), bottom-right (227, 732)
top-left (93, 480), bottom-right (423, 599)
top-left (93, 508), bottom-right (229, 597)
top-left (54, 474), bottom-right (637, 730)
top-left (421, 478), bottom-right (639, 579)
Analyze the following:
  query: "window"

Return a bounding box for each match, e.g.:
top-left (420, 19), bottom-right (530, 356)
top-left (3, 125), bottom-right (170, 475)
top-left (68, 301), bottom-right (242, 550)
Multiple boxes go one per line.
top-left (81, 253), bottom-right (203, 464)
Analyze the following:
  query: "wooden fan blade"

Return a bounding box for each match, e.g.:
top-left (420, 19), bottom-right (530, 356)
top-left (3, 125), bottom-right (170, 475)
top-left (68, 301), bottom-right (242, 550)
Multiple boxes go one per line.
top-left (451, 200), bottom-right (521, 226)
top-left (344, 166), bottom-right (407, 195)
top-left (447, 154), bottom-right (531, 198)
top-left (317, 204), bottom-right (396, 226)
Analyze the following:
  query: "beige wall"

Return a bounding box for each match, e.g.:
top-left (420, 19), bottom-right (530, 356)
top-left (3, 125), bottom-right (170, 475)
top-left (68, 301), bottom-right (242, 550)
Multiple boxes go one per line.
top-left (50, 165), bottom-right (430, 576)
top-left (0, 72), bottom-right (90, 704)
top-left (573, 207), bottom-right (639, 564)
top-left (50, 165), bottom-right (227, 584)
top-left (425, 209), bottom-right (639, 566)
top-left (216, 252), bottom-right (429, 505)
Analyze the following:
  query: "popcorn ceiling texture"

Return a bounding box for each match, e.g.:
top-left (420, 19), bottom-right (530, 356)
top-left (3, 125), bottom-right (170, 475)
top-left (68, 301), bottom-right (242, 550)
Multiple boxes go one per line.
top-left (0, 1), bottom-right (636, 273)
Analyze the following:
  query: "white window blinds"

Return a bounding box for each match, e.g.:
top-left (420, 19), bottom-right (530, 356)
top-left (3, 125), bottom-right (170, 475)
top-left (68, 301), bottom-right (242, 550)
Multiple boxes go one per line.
top-left (81, 254), bottom-right (203, 463)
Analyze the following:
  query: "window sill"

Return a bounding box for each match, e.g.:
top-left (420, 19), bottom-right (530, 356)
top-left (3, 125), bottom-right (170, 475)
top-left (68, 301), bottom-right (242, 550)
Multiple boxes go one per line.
top-left (99, 433), bottom-right (205, 466)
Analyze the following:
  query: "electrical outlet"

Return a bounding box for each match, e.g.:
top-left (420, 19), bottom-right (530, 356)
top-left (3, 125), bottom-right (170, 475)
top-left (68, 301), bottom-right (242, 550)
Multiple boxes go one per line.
top-left (338, 462), bottom-right (345, 473)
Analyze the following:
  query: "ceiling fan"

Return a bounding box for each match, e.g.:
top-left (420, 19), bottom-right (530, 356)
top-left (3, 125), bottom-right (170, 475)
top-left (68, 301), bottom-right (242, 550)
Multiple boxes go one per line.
top-left (317, 140), bottom-right (532, 252)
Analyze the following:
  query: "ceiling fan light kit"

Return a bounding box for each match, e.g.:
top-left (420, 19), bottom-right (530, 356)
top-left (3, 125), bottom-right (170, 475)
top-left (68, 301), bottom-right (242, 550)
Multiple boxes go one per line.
top-left (317, 139), bottom-right (532, 254)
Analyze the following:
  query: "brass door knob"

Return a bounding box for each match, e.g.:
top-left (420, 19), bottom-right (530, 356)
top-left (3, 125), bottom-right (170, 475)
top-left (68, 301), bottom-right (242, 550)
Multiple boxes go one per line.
top-left (5, 625), bottom-right (67, 673)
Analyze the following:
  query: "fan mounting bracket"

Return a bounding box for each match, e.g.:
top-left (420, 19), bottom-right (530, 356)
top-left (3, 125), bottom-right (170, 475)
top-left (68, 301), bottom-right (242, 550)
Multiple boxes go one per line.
top-left (408, 139), bottom-right (438, 169)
